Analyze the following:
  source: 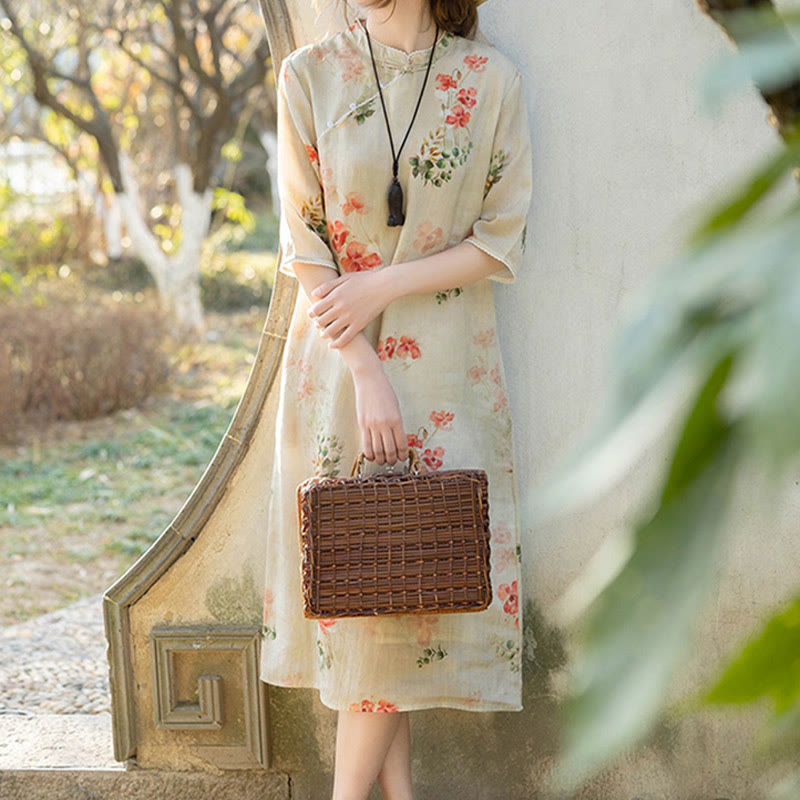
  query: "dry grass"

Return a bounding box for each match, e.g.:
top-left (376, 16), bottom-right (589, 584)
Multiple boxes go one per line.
top-left (0, 306), bottom-right (266, 626)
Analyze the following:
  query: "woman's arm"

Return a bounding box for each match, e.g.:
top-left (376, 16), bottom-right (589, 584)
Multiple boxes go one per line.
top-left (373, 240), bottom-right (508, 304)
top-left (294, 262), bottom-right (382, 376)
top-left (307, 241), bottom-right (507, 350)
top-left (294, 262), bottom-right (407, 465)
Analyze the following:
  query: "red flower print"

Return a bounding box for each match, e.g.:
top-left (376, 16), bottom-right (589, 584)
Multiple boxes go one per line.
top-left (421, 446), bottom-right (444, 471)
top-left (435, 73), bottom-right (458, 91)
top-left (414, 615), bottom-right (439, 646)
top-left (342, 192), bottom-right (367, 215)
top-left (378, 336), bottom-right (397, 360)
top-left (445, 105), bottom-right (471, 127)
top-left (457, 86), bottom-right (477, 108)
top-left (493, 389), bottom-right (508, 413)
top-left (490, 365), bottom-right (502, 385)
top-left (492, 523), bottom-right (512, 544)
top-left (498, 581), bottom-right (518, 616)
top-left (407, 433), bottom-right (424, 448)
top-left (348, 698), bottom-right (399, 712)
top-left (463, 54), bottom-right (489, 72)
top-left (429, 410), bottom-right (455, 430)
top-left (414, 221), bottom-right (444, 254)
top-left (472, 328), bottom-right (496, 347)
top-left (495, 546), bottom-right (517, 573)
top-left (305, 144), bottom-right (319, 164)
top-left (395, 336), bottom-right (421, 360)
top-left (464, 690), bottom-right (483, 707)
top-left (318, 618), bottom-right (336, 633)
top-left (328, 219), bottom-right (349, 253)
top-left (379, 335), bottom-right (420, 362)
top-left (341, 240), bottom-right (383, 272)
top-left (262, 587), bottom-right (274, 623)
top-left (334, 42), bottom-right (368, 82)
top-left (467, 364), bottom-right (487, 384)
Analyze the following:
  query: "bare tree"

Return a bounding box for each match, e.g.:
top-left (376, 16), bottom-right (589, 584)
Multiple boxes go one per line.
top-left (2, 0), bottom-right (271, 337)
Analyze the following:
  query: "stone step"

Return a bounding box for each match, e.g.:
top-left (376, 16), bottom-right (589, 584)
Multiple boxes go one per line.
top-left (0, 714), bottom-right (289, 800)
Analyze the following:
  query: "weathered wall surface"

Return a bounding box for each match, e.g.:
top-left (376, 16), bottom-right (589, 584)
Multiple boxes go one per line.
top-left (124, 0), bottom-right (800, 798)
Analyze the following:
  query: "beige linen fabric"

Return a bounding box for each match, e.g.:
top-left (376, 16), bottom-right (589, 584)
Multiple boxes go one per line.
top-left (259, 16), bottom-right (533, 712)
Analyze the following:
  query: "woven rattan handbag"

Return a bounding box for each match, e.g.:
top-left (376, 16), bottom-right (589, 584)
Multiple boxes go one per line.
top-left (296, 447), bottom-right (492, 619)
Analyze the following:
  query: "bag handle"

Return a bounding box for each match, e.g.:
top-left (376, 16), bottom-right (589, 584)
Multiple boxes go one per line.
top-left (350, 446), bottom-right (421, 478)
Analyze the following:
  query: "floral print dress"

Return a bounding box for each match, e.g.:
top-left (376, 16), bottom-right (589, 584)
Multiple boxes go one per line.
top-left (259, 16), bottom-right (533, 712)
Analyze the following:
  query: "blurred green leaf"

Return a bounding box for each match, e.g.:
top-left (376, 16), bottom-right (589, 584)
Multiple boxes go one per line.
top-left (700, 7), bottom-right (800, 107)
top-left (526, 207), bottom-right (800, 525)
top-left (687, 141), bottom-right (800, 246)
top-left (552, 352), bottom-right (741, 793)
top-left (702, 593), bottom-right (800, 712)
top-left (702, 36), bottom-right (800, 106)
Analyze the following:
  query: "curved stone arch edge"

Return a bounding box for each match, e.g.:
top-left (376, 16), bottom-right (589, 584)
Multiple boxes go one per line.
top-left (102, 0), bottom-right (299, 762)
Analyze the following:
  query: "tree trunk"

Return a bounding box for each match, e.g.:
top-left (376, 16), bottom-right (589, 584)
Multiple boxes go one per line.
top-left (258, 128), bottom-right (280, 216)
top-left (117, 154), bottom-right (211, 339)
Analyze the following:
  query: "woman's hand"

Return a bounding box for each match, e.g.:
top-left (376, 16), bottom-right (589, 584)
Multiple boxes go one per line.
top-left (307, 269), bottom-right (394, 350)
top-left (352, 364), bottom-right (408, 466)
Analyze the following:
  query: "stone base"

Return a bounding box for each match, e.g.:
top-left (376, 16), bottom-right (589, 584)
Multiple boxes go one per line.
top-left (0, 714), bottom-right (290, 800)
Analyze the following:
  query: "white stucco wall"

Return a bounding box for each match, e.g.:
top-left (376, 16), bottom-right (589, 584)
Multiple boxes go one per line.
top-left (486, 0), bottom-right (799, 791)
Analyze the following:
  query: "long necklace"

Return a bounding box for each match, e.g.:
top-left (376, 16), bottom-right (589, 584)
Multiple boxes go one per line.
top-left (362, 17), bottom-right (440, 227)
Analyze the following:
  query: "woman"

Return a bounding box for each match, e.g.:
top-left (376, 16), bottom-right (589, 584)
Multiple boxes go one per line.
top-left (259, 0), bottom-right (533, 797)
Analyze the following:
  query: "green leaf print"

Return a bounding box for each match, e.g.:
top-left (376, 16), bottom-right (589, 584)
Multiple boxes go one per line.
top-left (491, 634), bottom-right (521, 673)
top-left (417, 644), bottom-right (448, 667)
top-left (317, 637), bottom-right (333, 669)
top-left (409, 140), bottom-right (474, 187)
top-left (354, 98), bottom-right (378, 125)
top-left (301, 193), bottom-right (331, 245)
top-left (484, 149), bottom-right (511, 199)
top-left (434, 286), bottom-right (463, 304)
top-left (260, 624), bottom-right (277, 640)
top-left (312, 431), bottom-right (345, 477)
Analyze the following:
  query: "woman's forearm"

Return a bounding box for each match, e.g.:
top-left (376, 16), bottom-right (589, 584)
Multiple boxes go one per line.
top-left (293, 262), bottom-right (383, 376)
top-left (375, 240), bottom-right (508, 304)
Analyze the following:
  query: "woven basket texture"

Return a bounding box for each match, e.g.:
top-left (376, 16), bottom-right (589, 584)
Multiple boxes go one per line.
top-left (297, 448), bottom-right (492, 618)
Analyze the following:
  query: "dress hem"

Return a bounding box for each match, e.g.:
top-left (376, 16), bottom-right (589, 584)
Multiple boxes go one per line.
top-left (259, 675), bottom-right (523, 713)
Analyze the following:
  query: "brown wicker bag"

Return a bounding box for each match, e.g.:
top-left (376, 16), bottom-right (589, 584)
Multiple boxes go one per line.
top-left (296, 446), bottom-right (492, 619)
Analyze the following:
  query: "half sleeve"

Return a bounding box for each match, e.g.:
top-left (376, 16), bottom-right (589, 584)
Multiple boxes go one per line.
top-left (464, 70), bottom-right (533, 284)
top-left (275, 58), bottom-right (339, 279)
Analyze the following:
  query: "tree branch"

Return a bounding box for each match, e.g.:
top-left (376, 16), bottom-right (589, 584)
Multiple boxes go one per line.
top-left (694, 0), bottom-right (800, 137)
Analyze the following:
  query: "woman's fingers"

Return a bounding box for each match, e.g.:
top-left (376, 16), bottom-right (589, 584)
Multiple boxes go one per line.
top-left (328, 325), bottom-right (355, 349)
top-left (380, 428), bottom-right (397, 465)
top-left (374, 426), bottom-right (389, 465)
top-left (392, 421), bottom-right (408, 464)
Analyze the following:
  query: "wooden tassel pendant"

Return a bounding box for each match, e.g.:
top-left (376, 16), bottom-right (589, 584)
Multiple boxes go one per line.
top-left (362, 17), bottom-right (439, 229)
top-left (387, 174), bottom-right (405, 227)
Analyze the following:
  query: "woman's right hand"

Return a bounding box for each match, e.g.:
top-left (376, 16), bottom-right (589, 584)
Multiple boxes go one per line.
top-left (352, 365), bottom-right (409, 466)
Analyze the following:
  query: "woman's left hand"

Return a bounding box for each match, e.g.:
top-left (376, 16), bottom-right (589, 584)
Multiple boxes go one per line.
top-left (307, 269), bottom-right (394, 349)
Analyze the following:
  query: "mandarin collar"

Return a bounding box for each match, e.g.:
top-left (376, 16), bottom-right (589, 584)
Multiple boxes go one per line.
top-left (352, 17), bottom-right (453, 73)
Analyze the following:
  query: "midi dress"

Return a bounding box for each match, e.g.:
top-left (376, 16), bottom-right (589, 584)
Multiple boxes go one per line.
top-left (259, 16), bottom-right (533, 713)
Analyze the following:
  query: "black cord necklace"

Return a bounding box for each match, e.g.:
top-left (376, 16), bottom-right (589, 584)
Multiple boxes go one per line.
top-left (362, 17), bottom-right (440, 227)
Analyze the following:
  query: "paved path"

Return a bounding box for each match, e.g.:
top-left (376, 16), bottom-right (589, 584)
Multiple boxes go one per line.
top-left (0, 594), bottom-right (110, 716)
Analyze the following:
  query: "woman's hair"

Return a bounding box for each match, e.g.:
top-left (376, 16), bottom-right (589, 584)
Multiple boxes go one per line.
top-left (334, 0), bottom-right (478, 38)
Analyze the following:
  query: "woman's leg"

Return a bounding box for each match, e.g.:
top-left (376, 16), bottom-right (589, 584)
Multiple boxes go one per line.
top-left (332, 710), bottom-right (412, 800)
top-left (377, 711), bottom-right (413, 800)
